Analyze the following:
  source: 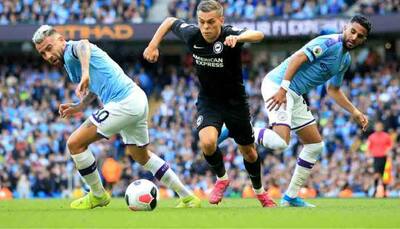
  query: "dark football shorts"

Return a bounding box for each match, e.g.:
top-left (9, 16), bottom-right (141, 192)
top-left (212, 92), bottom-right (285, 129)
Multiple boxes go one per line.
top-left (195, 96), bottom-right (254, 145)
top-left (373, 156), bottom-right (387, 175)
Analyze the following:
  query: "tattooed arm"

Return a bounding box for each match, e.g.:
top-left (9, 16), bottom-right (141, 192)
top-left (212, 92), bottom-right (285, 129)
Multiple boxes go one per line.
top-left (59, 92), bottom-right (97, 119)
top-left (74, 39), bottom-right (91, 99)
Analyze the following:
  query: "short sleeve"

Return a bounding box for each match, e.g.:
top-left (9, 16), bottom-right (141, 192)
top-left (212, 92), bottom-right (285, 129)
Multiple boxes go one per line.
top-left (301, 37), bottom-right (331, 62)
top-left (224, 25), bottom-right (246, 47)
top-left (224, 25), bottom-right (246, 36)
top-left (171, 19), bottom-right (199, 44)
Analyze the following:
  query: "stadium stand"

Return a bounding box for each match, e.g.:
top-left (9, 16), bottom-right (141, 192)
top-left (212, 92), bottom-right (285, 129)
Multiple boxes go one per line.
top-left (0, 44), bottom-right (399, 199)
top-left (0, 0), bottom-right (154, 25)
top-left (168, 0), bottom-right (352, 20)
top-left (0, 0), bottom-right (399, 201)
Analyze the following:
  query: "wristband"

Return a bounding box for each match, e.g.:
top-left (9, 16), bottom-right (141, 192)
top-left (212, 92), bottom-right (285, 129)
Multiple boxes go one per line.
top-left (280, 80), bottom-right (290, 91)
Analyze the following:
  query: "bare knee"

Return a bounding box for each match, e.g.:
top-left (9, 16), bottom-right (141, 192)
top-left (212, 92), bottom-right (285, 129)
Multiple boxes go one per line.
top-left (200, 138), bottom-right (217, 155)
top-left (126, 146), bottom-right (150, 165)
top-left (272, 125), bottom-right (291, 144)
top-left (67, 136), bottom-right (88, 154)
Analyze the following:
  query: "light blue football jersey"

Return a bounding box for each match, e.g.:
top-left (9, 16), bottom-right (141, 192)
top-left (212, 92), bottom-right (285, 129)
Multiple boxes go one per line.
top-left (63, 40), bottom-right (135, 104)
top-left (267, 34), bottom-right (351, 95)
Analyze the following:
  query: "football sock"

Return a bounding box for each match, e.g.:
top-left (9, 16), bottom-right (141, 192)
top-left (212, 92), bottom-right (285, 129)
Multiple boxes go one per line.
top-left (217, 172), bottom-right (229, 181)
top-left (203, 147), bottom-right (226, 178)
top-left (243, 155), bottom-right (262, 190)
top-left (254, 127), bottom-right (288, 150)
top-left (71, 149), bottom-right (105, 197)
top-left (286, 142), bottom-right (323, 198)
top-left (144, 153), bottom-right (192, 198)
top-left (253, 187), bottom-right (265, 195)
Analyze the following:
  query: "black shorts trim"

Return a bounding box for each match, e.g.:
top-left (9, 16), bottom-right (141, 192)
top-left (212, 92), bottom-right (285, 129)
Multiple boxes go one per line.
top-left (292, 119), bottom-right (316, 131)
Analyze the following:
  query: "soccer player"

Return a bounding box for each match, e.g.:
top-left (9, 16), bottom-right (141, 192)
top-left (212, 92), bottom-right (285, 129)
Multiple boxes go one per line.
top-left (143, 0), bottom-right (276, 207)
top-left (219, 15), bottom-right (371, 207)
top-left (32, 25), bottom-right (200, 209)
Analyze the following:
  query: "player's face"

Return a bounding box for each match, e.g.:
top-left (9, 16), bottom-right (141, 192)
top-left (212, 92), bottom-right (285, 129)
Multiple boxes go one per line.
top-left (374, 122), bottom-right (383, 132)
top-left (35, 35), bottom-right (65, 67)
top-left (197, 10), bottom-right (224, 42)
top-left (343, 22), bottom-right (368, 50)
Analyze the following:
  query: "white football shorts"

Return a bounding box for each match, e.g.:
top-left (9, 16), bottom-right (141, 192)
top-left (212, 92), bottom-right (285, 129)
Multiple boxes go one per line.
top-left (261, 76), bottom-right (316, 131)
top-left (89, 85), bottom-right (149, 146)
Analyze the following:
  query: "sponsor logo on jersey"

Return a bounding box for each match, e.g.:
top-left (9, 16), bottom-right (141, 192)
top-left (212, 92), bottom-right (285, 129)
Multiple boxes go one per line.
top-left (193, 45), bottom-right (205, 49)
top-left (193, 54), bottom-right (224, 68)
top-left (213, 41), bottom-right (223, 54)
top-left (180, 23), bottom-right (190, 28)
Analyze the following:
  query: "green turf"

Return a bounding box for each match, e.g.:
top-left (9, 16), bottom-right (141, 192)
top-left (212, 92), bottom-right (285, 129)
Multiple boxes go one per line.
top-left (0, 198), bottom-right (399, 228)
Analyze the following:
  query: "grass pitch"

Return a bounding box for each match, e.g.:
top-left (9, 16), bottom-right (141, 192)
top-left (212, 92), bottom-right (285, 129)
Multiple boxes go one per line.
top-left (0, 198), bottom-right (399, 228)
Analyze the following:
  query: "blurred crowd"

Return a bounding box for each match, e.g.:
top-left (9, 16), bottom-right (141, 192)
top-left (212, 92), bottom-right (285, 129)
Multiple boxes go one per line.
top-left (1, 0), bottom-right (399, 26)
top-left (169, 0), bottom-right (353, 21)
top-left (0, 0), bottom-right (153, 25)
top-left (358, 0), bottom-right (399, 15)
top-left (0, 44), bottom-right (399, 200)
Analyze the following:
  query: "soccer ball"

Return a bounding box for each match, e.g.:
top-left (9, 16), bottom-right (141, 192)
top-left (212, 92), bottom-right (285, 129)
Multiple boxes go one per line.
top-left (125, 179), bottom-right (159, 211)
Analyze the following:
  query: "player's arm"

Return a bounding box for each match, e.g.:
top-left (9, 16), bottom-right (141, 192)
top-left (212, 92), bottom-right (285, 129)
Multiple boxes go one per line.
top-left (327, 84), bottom-right (368, 131)
top-left (59, 92), bottom-right (97, 118)
top-left (74, 39), bottom-right (91, 99)
top-left (365, 137), bottom-right (371, 157)
top-left (224, 30), bottom-right (264, 47)
top-left (144, 17), bottom-right (178, 63)
top-left (266, 51), bottom-right (308, 111)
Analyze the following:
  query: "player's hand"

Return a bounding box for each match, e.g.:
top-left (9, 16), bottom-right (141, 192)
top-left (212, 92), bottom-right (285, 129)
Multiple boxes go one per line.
top-left (352, 109), bottom-right (369, 131)
top-left (76, 76), bottom-right (89, 100)
top-left (266, 88), bottom-right (287, 111)
top-left (143, 46), bottom-right (159, 63)
top-left (59, 103), bottom-right (83, 119)
top-left (224, 35), bottom-right (239, 48)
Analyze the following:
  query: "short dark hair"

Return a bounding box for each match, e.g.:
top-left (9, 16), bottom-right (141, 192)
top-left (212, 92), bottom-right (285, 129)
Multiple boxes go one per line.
top-left (350, 15), bottom-right (372, 35)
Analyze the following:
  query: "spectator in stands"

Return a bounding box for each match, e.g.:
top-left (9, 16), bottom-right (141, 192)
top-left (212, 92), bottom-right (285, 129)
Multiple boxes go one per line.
top-left (0, 0), bottom-right (152, 25)
top-left (0, 42), bottom-right (399, 199)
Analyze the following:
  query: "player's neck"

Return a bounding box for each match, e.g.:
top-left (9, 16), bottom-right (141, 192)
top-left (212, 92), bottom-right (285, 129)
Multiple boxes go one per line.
top-left (340, 34), bottom-right (351, 52)
top-left (203, 28), bottom-right (222, 43)
top-left (61, 41), bottom-right (67, 64)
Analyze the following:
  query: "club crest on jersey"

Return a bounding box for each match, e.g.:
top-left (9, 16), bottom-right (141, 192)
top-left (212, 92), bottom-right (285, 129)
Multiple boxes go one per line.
top-left (196, 115), bottom-right (203, 127)
top-left (312, 46), bottom-right (323, 57)
top-left (213, 41), bottom-right (223, 54)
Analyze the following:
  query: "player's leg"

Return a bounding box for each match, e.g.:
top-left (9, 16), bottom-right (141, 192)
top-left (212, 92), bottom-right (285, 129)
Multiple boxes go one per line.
top-left (257, 77), bottom-right (294, 150)
top-left (199, 126), bottom-right (230, 204)
top-left (218, 77), bottom-right (291, 151)
top-left (280, 91), bottom-right (321, 207)
top-left (372, 157), bottom-right (386, 197)
top-left (125, 145), bottom-right (200, 208)
top-left (281, 125), bottom-right (322, 207)
top-left (122, 88), bottom-right (199, 208)
top-left (69, 94), bottom-right (147, 210)
top-left (218, 124), bottom-right (290, 151)
top-left (224, 100), bottom-right (276, 207)
top-left (68, 119), bottom-right (111, 209)
top-left (238, 144), bottom-right (277, 207)
top-left (196, 98), bottom-right (229, 204)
